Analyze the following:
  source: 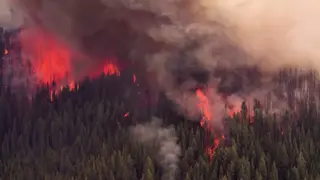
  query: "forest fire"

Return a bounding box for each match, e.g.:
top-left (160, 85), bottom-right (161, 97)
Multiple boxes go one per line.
top-left (19, 28), bottom-right (72, 85)
top-left (3, 27), bottom-right (138, 120)
top-left (16, 28), bottom-right (123, 98)
top-left (104, 62), bottom-right (120, 76)
top-left (195, 89), bottom-right (221, 160)
top-left (196, 88), bottom-right (253, 161)
top-left (3, 26), bottom-right (256, 162)
top-left (2, 0), bottom-right (320, 178)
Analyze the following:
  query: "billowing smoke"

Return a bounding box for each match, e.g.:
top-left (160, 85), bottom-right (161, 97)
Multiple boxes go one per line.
top-left (5, 0), bottom-right (320, 127)
top-left (130, 117), bottom-right (181, 180)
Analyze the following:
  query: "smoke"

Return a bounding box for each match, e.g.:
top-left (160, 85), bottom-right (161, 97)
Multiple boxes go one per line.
top-left (212, 0), bottom-right (320, 71)
top-left (7, 0), bottom-right (320, 126)
top-left (0, 0), bottom-right (24, 29)
top-left (130, 117), bottom-right (181, 180)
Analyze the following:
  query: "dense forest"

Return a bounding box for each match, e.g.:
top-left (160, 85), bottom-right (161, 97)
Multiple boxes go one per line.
top-left (0, 31), bottom-right (320, 180)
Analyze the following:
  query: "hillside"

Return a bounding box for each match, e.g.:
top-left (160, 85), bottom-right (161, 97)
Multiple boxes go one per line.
top-left (0, 65), bottom-right (318, 180)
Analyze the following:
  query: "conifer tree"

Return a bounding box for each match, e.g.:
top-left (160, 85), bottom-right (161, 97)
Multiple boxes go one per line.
top-left (258, 155), bottom-right (267, 179)
top-left (268, 162), bottom-right (279, 180)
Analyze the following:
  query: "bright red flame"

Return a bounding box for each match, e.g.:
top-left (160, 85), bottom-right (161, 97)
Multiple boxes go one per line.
top-left (124, 112), bottom-right (129, 117)
top-left (195, 89), bottom-right (254, 162)
top-left (69, 80), bottom-right (76, 90)
top-left (104, 62), bottom-right (120, 76)
top-left (17, 27), bottom-right (123, 101)
top-left (196, 89), bottom-right (212, 124)
top-left (20, 28), bottom-right (72, 85)
top-left (196, 89), bottom-right (221, 161)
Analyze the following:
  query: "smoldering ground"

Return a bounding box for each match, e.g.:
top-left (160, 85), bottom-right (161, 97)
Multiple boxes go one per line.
top-left (5, 0), bottom-right (320, 127)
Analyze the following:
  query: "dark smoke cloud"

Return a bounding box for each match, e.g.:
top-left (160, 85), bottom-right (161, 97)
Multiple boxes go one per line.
top-left (6, 0), bottom-right (320, 127)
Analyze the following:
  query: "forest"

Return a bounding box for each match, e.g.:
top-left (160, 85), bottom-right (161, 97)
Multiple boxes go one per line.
top-left (0, 32), bottom-right (320, 180)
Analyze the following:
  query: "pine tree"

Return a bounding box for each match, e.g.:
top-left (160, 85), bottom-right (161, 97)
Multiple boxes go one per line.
top-left (255, 170), bottom-right (263, 180)
top-left (290, 167), bottom-right (300, 180)
top-left (236, 158), bottom-right (251, 180)
top-left (140, 169), bottom-right (154, 180)
top-left (297, 152), bottom-right (307, 178)
top-left (268, 162), bottom-right (279, 180)
top-left (144, 156), bottom-right (155, 175)
top-left (258, 155), bottom-right (267, 179)
top-left (220, 175), bottom-right (228, 180)
top-left (241, 101), bottom-right (248, 121)
top-left (141, 157), bottom-right (155, 180)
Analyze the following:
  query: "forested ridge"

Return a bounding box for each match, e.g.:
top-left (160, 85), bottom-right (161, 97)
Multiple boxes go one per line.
top-left (0, 50), bottom-right (320, 179)
top-left (0, 72), bottom-right (318, 180)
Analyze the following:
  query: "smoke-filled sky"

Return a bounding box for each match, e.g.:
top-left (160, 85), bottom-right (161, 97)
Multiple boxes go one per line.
top-left (214, 0), bottom-right (320, 71)
top-left (4, 0), bottom-right (320, 71)
top-left (3, 0), bottom-right (320, 71)
top-left (3, 0), bottom-right (320, 127)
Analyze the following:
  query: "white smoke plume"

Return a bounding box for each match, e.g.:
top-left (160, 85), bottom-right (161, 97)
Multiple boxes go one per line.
top-left (6, 0), bottom-right (320, 126)
top-left (130, 117), bottom-right (181, 180)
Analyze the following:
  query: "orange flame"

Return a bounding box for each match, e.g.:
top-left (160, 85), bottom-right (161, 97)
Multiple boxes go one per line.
top-left (195, 89), bottom-right (221, 161)
top-left (195, 89), bottom-right (254, 161)
top-left (20, 28), bottom-right (72, 85)
top-left (196, 89), bottom-right (212, 124)
top-left (104, 62), bottom-right (120, 76)
top-left (17, 27), bottom-right (122, 101)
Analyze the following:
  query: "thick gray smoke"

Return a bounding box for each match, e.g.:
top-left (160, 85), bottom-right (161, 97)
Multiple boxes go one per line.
top-left (5, 0), bottom-right (320, 127)
top-left (130, 117), bottom-right (181, 180)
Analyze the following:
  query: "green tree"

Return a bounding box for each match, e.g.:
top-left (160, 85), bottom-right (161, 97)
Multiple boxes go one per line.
top-left (297, 152), bottom-right (307, 178)
top-left (290, 167), bottom-right (300, 180)
top-left (144, 156), bottom-right (155, 175)
top-left (236, 158), bottom-right (251, 180)
top-left (268, 162), bottom-right (279, 180)
top-left (141, 157), bottom-right (155, 180)
top-left (255, 170), bottom-right (263, 180)
top-left (220, 175), bottom-right (228, 180)
top-left (140, 170), bottom-right (154, 180)
top-left (258, 154), bottom-right (267, 179)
